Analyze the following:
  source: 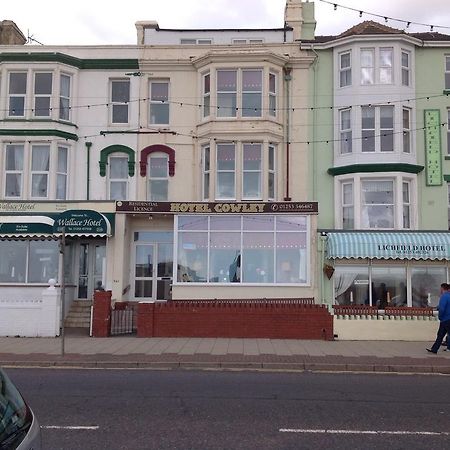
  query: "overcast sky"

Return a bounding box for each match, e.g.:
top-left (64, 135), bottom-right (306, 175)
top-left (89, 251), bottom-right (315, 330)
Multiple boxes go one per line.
top-left (3, 0), bottom-right (450, 46)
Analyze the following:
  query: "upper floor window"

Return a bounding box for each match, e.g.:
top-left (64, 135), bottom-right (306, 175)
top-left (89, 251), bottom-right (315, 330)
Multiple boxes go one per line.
top-left (447, 109), bottom-right (450, 155)
top-left (56, 146), bottom-right (68, 200)
top-left (361, 49), bottom-right (374, 85)
top-left (180, 38), bottom-right (212, 44)
top-left (362, 179), bottom-right (394, 229)
top-left (401, 51), bottom-right (410, 86)
top-left (448, 183), bottom-right (450, 229)
top-left (242, 143), bottom-right (262, 199)
top-left (202, 73), bottom-right (210, 118)
top-left (110, 80), bottom-right (130, 124)
top-left (445, 56), bottom-right (450, 90)
top-left (242, 70), bottom-right (262, 117)
top-left (269, 72), bottom-right (277, 117)
top-left (402, 181), bottom-right (411, 229)
top-left (34, 73), bottom-right (52, 117)
top-left (149, 81), bottom-right (169, 125)
top-left (4, 144), bottom-right (24, 197)
top-left (339, 51), bottom-right (352, 87)
top-left (108, 155), bottom-right (129, 200)
top-left (216, 143), bottom-right (236, 199)
top-left (268, 144), bottom-right (276, 200)
top-left (59, 74), bottom-right (71, 121)
top-left (403, 108), bottom-right (411, 153)
top-left (340, 108), bottom-right (352, 154)
top-left (30, 144), bottom-right (50, 198)
top-left (148, 153), bottom-right (168, 200)
top-left (217, 70), bottom-right (237, 118)
top-left (361, 105), bottom-right (394, 152)
top-left (232, 38), bottom-right (264, 44)
top-left (379, 48), bottom-right (393, 84)
top-left (342, 182), bottom-right (354, 229)
top-left (8, 73), bottom-right (27, 117)
top-left (361, 48), bottom-right (393, 85)
top-left (202, 145), bottom-right (210, 200)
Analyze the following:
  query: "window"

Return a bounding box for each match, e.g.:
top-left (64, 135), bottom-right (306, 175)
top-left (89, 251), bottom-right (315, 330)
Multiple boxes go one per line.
top-left (4, 144), bottom-right (24, 197)
top-left (403, 108), bottom-right (411, 153)
top-left (340, 109), bottom-right (352, 154)
top-left (232, 38), bottom-right (264, 44)
top-left (202, 72), bottom-right (210, 118)
top-left (339, 51), bottom-right (351, 87)
top-left (342, 183), bottom-right (354, 229)
top-left (361, 180), bottom-right (394, 229)
top-left (242, 143), bottom-right (262, 199)
top-left (8, 73), bottom-right (27, 116)
top-left (242, 70), bottom-right (262, 117)
top-left (148, 153), bottom-right (168, 200)
top-left (59, 74), bottom-right (71, 121)
top-left (110, 80), bottom-right (130, 124)
top-left (361, 105), bottom-right (394, 152)
top-left (402, 181), bottom-right (411, 229)
top-left (446, 56), bottom-right (450, 90)
top-left (447, 110), bottom-right (450, 155)
top-left (361, 49), bottom-right (374, 85)
top-left (216, 143), bottom-right (235, 199)
top-left (108, 156), bottom-right (128, 200)
top-left (176, 215), bottom-right (309, 285)
top-left (149, 81), bottom-right (169, 125)
top-left (401, 51), bottom-right (410, 86)
top-left (202, 145), bottom-right (210, 200)
top-left (379, 48), bottom-right (393, 84)
top-left (34, 73), bottom-right (52, 117)
top-left (56, 146), bottom-right (68, 200)
top-left (217, 70), bottom-right (237, 118)
top-left (269, 72), bottom-right (277, 117)
top-left (268, 144), bottom-right (276, 200)
top-left (30, 145), bottom-right (50, 198)
top-left (180, 38), bottom-right (212, 44)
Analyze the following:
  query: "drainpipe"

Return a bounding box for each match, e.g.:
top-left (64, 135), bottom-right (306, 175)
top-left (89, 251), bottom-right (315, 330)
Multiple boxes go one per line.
top-left (283, 67), bottom-right (292, 201)
top-left (310, 45), bottom-right (319, 201)
top-left (85, 141), bottom-right (92, 200)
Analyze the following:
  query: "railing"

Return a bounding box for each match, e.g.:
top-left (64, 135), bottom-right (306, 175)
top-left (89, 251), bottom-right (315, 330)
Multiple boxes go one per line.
top-left (110, 307), bottom-right (136, 335)
top-left (173, 298), bottom-right (315, 305)
top-left (333, 304), bottom-right (436, 318)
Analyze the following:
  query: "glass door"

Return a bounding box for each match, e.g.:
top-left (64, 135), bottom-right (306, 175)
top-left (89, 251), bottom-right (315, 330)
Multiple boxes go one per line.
top-left (77, 241), bottom-right (106, 299)
top-left (134, 244), bottom-right (154, 299)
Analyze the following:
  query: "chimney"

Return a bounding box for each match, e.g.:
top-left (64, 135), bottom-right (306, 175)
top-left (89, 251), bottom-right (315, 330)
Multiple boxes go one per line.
top-left (0, 20), bottom-right (26, 45)
top-left (284, 0), bottom-right (316, 41)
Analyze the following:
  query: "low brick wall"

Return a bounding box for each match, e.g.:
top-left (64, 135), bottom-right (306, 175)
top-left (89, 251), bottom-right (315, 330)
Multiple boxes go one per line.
top-left (137, 300), bottom-right (333, 340)
top-left (92, 291), bottom-right (112, 337)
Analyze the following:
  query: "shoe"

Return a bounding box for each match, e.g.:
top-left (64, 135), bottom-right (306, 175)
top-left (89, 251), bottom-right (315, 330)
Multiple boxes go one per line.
top-left (426, 348), bottom-right (438, 354)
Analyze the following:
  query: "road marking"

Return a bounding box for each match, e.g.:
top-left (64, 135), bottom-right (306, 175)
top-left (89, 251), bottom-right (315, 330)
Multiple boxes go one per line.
top-left (279, 429), bottom-right (450, 436)
top-left (41, 425), bottom-right (99, 430)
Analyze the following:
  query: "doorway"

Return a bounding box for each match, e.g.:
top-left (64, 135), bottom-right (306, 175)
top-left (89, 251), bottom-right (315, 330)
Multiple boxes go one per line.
top-left (77, 241), bottom-right (106, 300)
top-left (133, 242), bottom-right (173, 301)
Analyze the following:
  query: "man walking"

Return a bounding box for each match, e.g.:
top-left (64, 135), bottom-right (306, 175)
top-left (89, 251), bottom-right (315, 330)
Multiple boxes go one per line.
top-left (427, 283), bottom-right (450, 354)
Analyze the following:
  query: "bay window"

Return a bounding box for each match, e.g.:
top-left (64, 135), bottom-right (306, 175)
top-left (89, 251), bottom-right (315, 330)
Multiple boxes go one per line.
top-left (340, 108), bottom-right (352, 154)
top-left (242, 143), bottom-right (262, 199)
top-left (59, 74), bottom-right (71, 121)
top-left (176, 215), bottom-right (309, 284)
top-left (242, 69), bottom-right (262, 117)
top-left (149, 81), bottom-right (169, 125)
top-left (401, 51), bottom-right (410, 86)
top-left (8, 72), bottom-right (27, 117)
top-left (34, 73), bottom-right (52, 117)
top-left (339, 51), bottom-right (352, 87)
top-left (217, 70), bottom-right (237, 118)
top-left (361, 105), bottom-right (394, 152)
top-left (202, 72), bottom-right (210, 118)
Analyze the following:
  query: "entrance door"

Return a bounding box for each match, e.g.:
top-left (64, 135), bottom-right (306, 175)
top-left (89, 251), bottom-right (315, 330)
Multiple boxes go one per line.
top-left (77, 241), bottom-right (106, 299)
top-left (134, 243), bottom-right (173, 301)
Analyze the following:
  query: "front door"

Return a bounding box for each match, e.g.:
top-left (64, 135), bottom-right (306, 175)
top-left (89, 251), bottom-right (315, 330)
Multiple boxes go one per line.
top-left (77, 241), bottom-right (106, 299)
top-left (133, 242), bottom-right (173, 301)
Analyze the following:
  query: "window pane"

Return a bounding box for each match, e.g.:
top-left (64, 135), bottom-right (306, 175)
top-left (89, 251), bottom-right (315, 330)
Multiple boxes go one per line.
top-left (150, 156), bottom-right (168, 177)
top-left (210, 216), bottom-right (241, 230)
top-left (0, 241), bottom-right (27, 282)
top-left (217, 173), bottom-right (235, 198)
top-left (269, 72), bottom-right (276, 92)
top-left (380, 49), bottom-right (392, 67)
top-left (34, 97), bottom-right (50, 116)
top-left (276, 216), bottom-right (306, 231)
top-left (242, 70), bottom-right (262, 91)
top-left (9, 73), bottom-right (27, 94)
top-left (110, 181), bottom-right (127, 200)
top-left (149, 180), bottom-right (168, 201)
top-left (111, 81), bottom-right (130, 102)
top-left (217, 93), bottom-right (236, 117)
top-left (28, 240), bottom-right (58, 283)
top-left (371, 267), bottom-right (406, 308)
top-left (31, 174), bottom-right (48, 197)
top-left (112, 104), bottom-right (128, 123)
top-left (60, 74), bottom-right (70, 97)
top-left (361, 180), bottom-right (394, 228)
top-left (243, 144), bottom-right (261, 170)
top-left (34, 73), bottom-right (52, 94)
top-left (361, 68), bottom-right (374, 84)
top-left (411, 267), bottom-right (445, 308)
top-left (340, 52), bottom-right (350, 69)
top-left (57, 147), bottom-right (68, 172)
top-left (6, 145), bottom-right (24, 170)
top-left (32, 145), bottom-right (50, 171)
top-left (379, 68), bottom-right (392, 84)
top-left (178, 216), bottom-right (208, 231)
top-left (242, 233), bottom-right (274, 283)
top-left (56, 174), bottom-right (67, 200)
top-left (209, 233), bottom-right (241, 282)
top-left (217, 144), bottom-right (235, 170)
top-left (361, 107), bottom-right (375, 128)
top-left (243, 216), bottom-right (274, 231)
top-left (9, 97), bottom-right (25, 116)
top-left (276, 232), bottom-right (307, 283)
top-left (151, 82), bottom-right (168, 100)
top-left (217, 70), bottom-right (237, 91)
top-left (242, 93), bottom-right (262, 117)
top-left (5, 174), bottom-right (21, 197)
top-left (150, 103), bottom-right (169, 124)
top-left (177, 232), bottom-right (208, 282)
top-left (110, 157), bottom-right (128, 178)
top-left (334, 266), bottom-right (369, 305)
top-left (243, 172), bottom-right (261, 198)
top-left (59, 97), bottom-right (70, 121)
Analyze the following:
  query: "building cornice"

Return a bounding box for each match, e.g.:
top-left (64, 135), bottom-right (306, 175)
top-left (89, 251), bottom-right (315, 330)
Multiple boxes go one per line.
top-left (0, 129), bottom-right (78, 141)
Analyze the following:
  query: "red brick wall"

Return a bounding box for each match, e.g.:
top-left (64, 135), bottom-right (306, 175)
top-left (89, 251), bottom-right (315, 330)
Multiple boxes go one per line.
top-left (137, 301), bottom-right (333, 340)
top-left (92, 291), bottom-right (112, 337)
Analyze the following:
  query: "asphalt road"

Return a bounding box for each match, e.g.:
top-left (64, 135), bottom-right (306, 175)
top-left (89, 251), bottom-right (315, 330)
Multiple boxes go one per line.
top-left (5, 368), bottom-right (450, 450)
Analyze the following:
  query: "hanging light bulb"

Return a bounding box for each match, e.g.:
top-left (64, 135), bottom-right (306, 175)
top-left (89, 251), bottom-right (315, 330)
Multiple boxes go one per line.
top-left (334, 4), bottom-right (337, 11)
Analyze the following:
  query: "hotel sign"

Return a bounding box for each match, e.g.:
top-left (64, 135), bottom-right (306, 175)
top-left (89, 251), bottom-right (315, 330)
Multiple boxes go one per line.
top-left (424, 109), bottom-right (442, 186)
top-left (116, 201), bottom-right (318, 214)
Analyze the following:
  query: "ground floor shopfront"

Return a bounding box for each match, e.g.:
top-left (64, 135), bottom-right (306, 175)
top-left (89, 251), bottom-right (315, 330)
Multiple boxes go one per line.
top-left (321, 231), bottom-right (450, 308)
top-left (111, 201), bottom-right (319, 302)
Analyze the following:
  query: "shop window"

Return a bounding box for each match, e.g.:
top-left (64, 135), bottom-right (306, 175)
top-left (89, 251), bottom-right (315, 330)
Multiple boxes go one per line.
top-left (110, 79), bottom-right (130, 124)
top-left (401, 51), bottom-right (410, 86)
top-left (59, 74), bottom-right (71, 121)
top-left (30, 145), bottom-right (50, 198)
top-left (148, 153), bottom-right (168, 201)
top-left (242, 143), bottom-right (262, 199)
top-left (371, 266), bottom-right (406, 308)
top-left (446, 56), bottom-right (450, 90)
top-left (34, 73), bottom-right (52, 117)
top-left (339, 51), bottom-right (351, 87)
top-left (411, 267), bottom-right (445, 308)
top-left (4, 144), bottom-right (24, 198)
top-left (108, 155), bottom-right (129, 200)
top-left (149, 81), bottom-right (169, 125)
top-left (176, 215), bottom-right (309, 285)
top-left (8, 72), bottom-right (27, 117)
top-left (216, 143), bottom-right (236, 199)
top-left (202, 72), bottom-right (210, 118)
top-left (202, 145), bottom-right (210, 200)
top-left (340, 108), bottom-right (352, 154)
top-left (334, 265), bottom-right (369, 305)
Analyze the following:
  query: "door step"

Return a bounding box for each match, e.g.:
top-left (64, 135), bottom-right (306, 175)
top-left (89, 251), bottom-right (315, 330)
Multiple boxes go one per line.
top-left (64, 300), bottom-right (92, 328)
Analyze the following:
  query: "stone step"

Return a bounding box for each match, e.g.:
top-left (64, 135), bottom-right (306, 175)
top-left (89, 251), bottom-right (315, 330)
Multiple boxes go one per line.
top-left (65, 318), bottom-right (90, 328)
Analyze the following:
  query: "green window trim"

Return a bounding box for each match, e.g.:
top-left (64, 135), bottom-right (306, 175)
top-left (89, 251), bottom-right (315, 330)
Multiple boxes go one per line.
top-left (0, 129), bottom-right (78, 141)
top-left (327, 163), bottom-right (424, 176)
top-left (0, 52), bottom-right (139, 70)
top-left (1, 119), bottom-right (78, 128)
top-left (99, 145), bottom-right (135, 177)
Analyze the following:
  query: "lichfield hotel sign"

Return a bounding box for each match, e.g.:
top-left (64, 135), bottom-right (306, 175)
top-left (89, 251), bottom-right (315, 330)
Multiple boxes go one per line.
top-left (116, 201), bottom-right (318, 214)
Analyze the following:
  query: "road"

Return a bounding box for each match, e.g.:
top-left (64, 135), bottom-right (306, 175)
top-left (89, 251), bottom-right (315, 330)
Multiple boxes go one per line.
top-left (6, 368), bottom-right (450, 449)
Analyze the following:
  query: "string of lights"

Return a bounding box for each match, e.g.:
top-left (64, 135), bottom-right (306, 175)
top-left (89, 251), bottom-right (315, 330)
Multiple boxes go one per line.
top-left (319, 0), bottom-right (450, 32)
top-left (0, 90), bottom-right (448, 117)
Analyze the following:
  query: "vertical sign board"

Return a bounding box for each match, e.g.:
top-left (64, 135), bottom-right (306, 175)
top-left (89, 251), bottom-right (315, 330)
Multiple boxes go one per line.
top-left (424, 110), bottom-right (442, 186)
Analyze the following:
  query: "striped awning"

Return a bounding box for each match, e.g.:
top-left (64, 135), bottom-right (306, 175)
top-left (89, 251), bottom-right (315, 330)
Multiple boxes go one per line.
top-left (326, 232), bottom-right (450, 260)
top-left (0, 215), bottom-right (55, 238)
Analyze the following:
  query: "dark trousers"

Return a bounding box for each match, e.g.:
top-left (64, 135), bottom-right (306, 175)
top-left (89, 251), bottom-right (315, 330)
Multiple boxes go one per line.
top-left (430, 320), bottom-right (450, 353)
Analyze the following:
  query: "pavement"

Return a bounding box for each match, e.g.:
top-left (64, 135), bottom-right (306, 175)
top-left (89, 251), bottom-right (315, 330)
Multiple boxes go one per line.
top-left (1, 329), bottom-right (449, 374)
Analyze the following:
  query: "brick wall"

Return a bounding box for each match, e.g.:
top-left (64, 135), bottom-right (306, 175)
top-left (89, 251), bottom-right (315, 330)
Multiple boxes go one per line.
top-left (92, 291), bottom-right (112, 337)
top-left (137, 301), bottom-right (333, 340)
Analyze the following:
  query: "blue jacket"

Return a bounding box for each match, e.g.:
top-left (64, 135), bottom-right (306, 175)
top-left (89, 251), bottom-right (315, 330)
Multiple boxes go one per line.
top-left (438, 291), bottom-right (450, 322)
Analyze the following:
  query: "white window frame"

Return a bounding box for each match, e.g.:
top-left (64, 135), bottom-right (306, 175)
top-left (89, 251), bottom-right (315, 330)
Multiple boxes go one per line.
top-left (445, 56), bottom-right (450, 90)
top-left (361, 105), bottom-right (394, 153)
top-left (403, 108), bottom-right (411, 153)
top-left (339, 51), bottom-right (352, 87)
top-left (8, 72), bottom-right (27, 117)
top-left (269, 72), bottom-right (277, 117)
top-left (340, 108), bottom-right (352, 154)
top-left (4, 144), bottom-right (24, 198)
top-left (216, 69), bottom-right (237, 118)
top-left (401, 50), bottom-right (410, 87)
top-left (361, 48), bottom-right (375, 85)
top-left (202, 72), bottom-right (210, 118)
top-left (147, 152), bottom-right (169, 201)
top-left (216, 142), bottom-right (236, 200)
top-left (242, 143), bottom-right (262, 200)
top-left (379, 47), bottom-right (393, 84)
top-left (202, 145), bottom-right (210, 200)
top-left (33, 72), bottom-right (52, 117)
top-left (59, 74), bottom-right (71, 121)
top-left (342, 182), bottom-right (354, 230)
top-left (56, 145), bottom-right (68, 200)
top-left (149, 80), bottom-right (170, 125)
top-left (110, 79), bottom-right (130, 124)
top-left (30, 144), bottom-right (50, 199)
top-left (108, 155), bottom-right (129, 200)
top-left (268, 144), bottom-right (276, 201)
